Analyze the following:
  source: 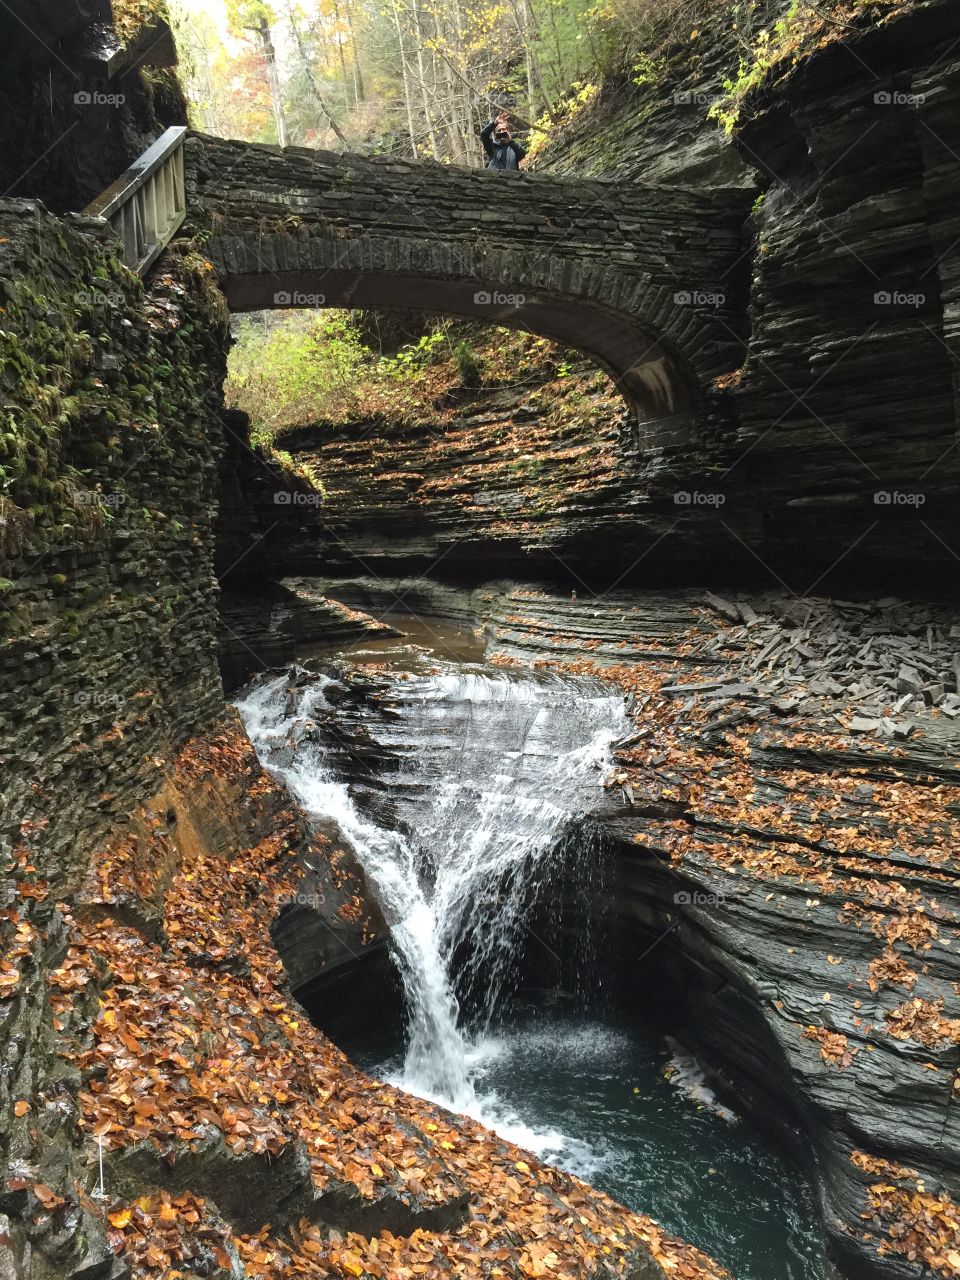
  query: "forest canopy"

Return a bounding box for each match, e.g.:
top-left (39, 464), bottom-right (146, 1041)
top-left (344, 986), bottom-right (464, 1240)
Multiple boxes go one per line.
top-left (169, 0), bottom-right (714, 160)
top-left (169, 0), bottom-right (913, 163)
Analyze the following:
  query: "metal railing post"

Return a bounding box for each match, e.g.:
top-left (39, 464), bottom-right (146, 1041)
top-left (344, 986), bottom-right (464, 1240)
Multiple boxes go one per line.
top-left (84, 125), bottom-right (188, 276)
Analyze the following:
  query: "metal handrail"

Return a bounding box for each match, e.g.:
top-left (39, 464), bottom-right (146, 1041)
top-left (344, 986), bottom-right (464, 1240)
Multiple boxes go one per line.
top-left (85, 126), bottom-right (187, 276)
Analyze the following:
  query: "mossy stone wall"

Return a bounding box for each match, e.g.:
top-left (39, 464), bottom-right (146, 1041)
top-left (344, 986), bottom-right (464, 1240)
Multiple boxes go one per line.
top-left (0, 200), bottom-right (229, 889)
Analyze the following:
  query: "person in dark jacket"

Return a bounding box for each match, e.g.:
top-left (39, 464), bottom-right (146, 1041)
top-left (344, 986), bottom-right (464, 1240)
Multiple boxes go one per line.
top-left (480, 113), bottom-right (526, 171)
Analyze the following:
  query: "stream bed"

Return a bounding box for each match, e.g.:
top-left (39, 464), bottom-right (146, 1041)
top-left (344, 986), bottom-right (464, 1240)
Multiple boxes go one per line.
top-left (236, 629), bottom-right (826, 1280)
top-left (340, 1004), bottom-right (823, 1280)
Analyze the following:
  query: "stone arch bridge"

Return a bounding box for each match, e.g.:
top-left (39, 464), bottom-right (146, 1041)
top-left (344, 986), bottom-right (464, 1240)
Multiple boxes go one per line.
top-left (182, 133), bottom-right (750, 434)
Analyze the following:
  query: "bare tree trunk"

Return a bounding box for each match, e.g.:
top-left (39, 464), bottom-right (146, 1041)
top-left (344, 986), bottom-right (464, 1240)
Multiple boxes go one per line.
top-left (345, 0), bottom-right (365, 102)
top-left (286, 2), bottom-right (350, 148)
top-left (253, 15), bottom-right (287, 146)
top-left (390, 0), bottom-right (418, 155)
top-left (522, 0), bottom-right (537, 119)
top-left (411, 0), bottom-right (441, 158)
top-left (447, 0), bottom-right (474, 163)
top-left (522, 0), bottom-right (553, 118)
top-left (440, 54), bottom-right (464, 161)
top-left (545, 0), bottom-right (567, 92)
top-left (331, 0), bottom-right (351, 96)
top-left (261, 23), bottom-right (285, 144)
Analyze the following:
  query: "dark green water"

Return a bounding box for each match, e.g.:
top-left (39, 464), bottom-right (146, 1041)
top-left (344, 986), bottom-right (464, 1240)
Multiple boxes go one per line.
top-left (280, 624), bottom-right (827, 1279)
top-left (342, 1004), bottom-right (824, 1280)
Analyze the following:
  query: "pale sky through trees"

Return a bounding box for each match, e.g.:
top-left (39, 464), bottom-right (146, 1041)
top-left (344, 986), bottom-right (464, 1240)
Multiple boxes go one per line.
top-left (169, 0), bottom-right (614, 161)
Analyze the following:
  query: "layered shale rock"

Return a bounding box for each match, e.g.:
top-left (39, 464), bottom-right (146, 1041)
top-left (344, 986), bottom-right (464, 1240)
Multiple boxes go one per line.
top-left (264, 576), bottom-right (960, 1280)
top-left (0, 200), bottom-right (231, 1279)
top-left (0, 201), bottom-right (228, 890)
top-left (4, 714), bottom-right (725, 1280)
top-left (732, 0), bottom-right (960, 584)
top-left (538, 0), bottom-right (960, 586)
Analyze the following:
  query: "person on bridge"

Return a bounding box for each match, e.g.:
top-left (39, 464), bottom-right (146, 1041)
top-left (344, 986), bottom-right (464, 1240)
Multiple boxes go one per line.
top-left (480, 113), bottom-right (526, 171)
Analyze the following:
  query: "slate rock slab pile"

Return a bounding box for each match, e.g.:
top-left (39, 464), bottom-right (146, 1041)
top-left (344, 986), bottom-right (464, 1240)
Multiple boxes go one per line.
top-left (473, 581), bottom-right (960, 1280)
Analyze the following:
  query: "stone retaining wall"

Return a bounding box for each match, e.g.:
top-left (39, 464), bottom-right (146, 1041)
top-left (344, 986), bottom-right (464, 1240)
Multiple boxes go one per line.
top-left (0, 199), bottom-right (229, 889)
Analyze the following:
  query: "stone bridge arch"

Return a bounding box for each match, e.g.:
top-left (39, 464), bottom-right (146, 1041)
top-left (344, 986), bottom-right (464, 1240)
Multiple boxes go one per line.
top-left (186, 133), bottom-right (750, 438)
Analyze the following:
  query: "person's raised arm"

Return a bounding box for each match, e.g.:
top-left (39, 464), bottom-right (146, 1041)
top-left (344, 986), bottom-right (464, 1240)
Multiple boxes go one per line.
top-left (480, 120), bottom-right (497, 157)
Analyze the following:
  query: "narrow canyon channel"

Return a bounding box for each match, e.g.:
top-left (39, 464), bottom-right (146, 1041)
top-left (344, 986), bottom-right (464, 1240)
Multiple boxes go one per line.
top-left (7, 3), bottom-right (960, 1275)
top-left (236, 624), bottom-right (825, 1280)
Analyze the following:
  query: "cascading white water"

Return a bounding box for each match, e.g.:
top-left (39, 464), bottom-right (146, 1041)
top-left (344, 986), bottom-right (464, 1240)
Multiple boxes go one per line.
top-left (238, 663), bottom-right (825, 1280)
top-left (235, 664), bottom-right (627, 1115)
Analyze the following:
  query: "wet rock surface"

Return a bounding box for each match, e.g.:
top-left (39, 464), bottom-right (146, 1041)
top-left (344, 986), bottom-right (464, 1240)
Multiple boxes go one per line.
top-left (23, 717), bottom-right (715, 1280)
top-left (215, 374), bottom-right (751, 592)
top-left (262, 574), bottom-right (960, 1280)
top-left (218, 576), bottom-right (400, 690)
top-left (0, 201), bottom-right (228, 892)
top-left (540, 0), bottom-right (960, 585)
top-left (0, 203), bottom-right (229, 1279)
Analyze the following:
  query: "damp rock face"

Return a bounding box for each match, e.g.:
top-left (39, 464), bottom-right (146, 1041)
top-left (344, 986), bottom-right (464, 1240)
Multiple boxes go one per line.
top-left (0, 202), bottom-right (228, 1278)
top-left (216, 0), bottom-right (960, 592)
top-left (0, 201), bottom-right (229, 890)
top-left (255, 575), bottom-right (960, 1280)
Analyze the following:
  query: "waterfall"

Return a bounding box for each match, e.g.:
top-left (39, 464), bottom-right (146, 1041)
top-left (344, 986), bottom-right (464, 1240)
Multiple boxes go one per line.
top-left (236, 664), bottom-right (627, 1113)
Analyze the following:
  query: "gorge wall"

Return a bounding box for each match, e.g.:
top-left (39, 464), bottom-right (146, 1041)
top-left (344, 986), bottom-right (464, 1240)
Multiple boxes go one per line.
top-left (0, 195), bottom-right (238, 1276)
top-left (0, 0), bottom-right (184, 215)
top-left (733, 0), bottom-right (960, 582)
top-left (0, 201), bottom-right (228, 891)
top-left (2, 1), bottom-right (960, 1278)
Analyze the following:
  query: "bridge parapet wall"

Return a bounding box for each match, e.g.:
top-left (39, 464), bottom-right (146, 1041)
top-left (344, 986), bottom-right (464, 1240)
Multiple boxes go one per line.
top-left (186, 133), bottom-right (747, 323)
top-left (185, 133), bottom-right (750, 427)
